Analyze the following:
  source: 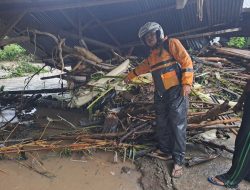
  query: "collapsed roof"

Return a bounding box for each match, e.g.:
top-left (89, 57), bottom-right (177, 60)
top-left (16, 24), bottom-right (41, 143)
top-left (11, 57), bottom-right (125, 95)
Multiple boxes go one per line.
top-left (0, 0), bottom-right (247, 60)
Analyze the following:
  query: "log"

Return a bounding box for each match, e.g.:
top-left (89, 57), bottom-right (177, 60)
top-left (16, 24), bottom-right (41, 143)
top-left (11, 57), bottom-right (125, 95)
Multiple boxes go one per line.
top-left (185, 154), bottom-right (219, 167)
top-left (194, 140), bottom-right (234, 154)
top-left (188, 118), bottom-right (241, 129)
top-left (213, 46), bottom-right (250, 60)
top-left (227, 78), bottom-right (247, 87)
top-left (201, 125), bottom-right (239, 130)
top-left (197, 57), bottom-right (231, 64)
top-left (188, 111), bottom-right (206, 116)
top-left (188, 100), bottom-right (230, 123)
top-left (192, 56), bottom-right (223, 68)
top-left (30, 30), bottom-right (109, 71)
top-left (74, 46), bottom-right (103, 63)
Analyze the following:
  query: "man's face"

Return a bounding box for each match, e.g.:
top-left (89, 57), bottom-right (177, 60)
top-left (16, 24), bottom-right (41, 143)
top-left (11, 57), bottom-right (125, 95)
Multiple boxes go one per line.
top-left (144, 31), bottom-right (157, 47)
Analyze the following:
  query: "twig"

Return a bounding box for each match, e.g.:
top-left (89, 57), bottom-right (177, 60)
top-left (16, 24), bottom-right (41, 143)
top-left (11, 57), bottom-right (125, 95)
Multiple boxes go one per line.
top-left (57, 115), bottom-right (77, 129)
top-left (119, 122), bottom-right (150, 144)
top-left (58, 38), bottom-right (66, 73)
top-left (39, 121), bottom-right (51, 140)
top-left (29, 29), bottom-right (59, 44)
top-left (24, 65), bottom-right (46, 90)
top-left (16, 160), bottom-right (55, 179)
top-left (4, 123), bottom-right (20, 144)
top-left (188, 118), bottom-right (241, 129)
top-left (0, 115), bottom-right (17, 131)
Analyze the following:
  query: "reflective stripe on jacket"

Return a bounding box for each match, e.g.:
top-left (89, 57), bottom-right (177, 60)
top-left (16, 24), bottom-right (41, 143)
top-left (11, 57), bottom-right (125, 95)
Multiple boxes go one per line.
top-left (127, 38), bottom-right (194, 94)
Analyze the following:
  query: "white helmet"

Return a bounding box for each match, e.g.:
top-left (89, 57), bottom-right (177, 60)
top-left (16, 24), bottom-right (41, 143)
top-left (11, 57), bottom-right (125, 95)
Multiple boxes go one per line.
top-left (138, 22), bottom-right (164, 40)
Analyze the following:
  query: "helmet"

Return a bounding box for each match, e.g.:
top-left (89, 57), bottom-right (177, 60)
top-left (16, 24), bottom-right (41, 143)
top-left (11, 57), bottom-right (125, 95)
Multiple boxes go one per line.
top-left (138, 22), bottom-right (164, 40)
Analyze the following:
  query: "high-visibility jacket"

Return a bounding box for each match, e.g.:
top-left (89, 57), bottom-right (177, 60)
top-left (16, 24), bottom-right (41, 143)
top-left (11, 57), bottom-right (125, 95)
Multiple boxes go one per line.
top-left (127, 38), bottom-right (193, 95)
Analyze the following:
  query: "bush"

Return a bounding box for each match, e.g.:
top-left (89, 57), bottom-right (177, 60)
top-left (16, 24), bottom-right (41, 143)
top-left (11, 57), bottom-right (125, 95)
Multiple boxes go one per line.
top-left (227, 37), bottom-right (246, 49)
top-left (0, 44), bottom-right (26, 61)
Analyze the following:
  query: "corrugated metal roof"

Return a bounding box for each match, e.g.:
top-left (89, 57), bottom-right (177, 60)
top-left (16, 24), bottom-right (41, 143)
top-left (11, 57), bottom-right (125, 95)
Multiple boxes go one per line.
top-left (0, 0), bottom-right (245, 60)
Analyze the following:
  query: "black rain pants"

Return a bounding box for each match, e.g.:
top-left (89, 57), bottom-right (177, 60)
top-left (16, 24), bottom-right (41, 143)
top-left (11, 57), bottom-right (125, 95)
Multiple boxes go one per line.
top-left (154, 85), bottom-right (188, 165)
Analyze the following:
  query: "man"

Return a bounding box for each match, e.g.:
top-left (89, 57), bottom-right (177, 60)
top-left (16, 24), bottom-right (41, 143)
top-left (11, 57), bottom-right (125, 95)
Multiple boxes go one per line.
top-left (208, 76), bottom-right (250, 188)
top-left (125, 22), bottom-right (194, 178)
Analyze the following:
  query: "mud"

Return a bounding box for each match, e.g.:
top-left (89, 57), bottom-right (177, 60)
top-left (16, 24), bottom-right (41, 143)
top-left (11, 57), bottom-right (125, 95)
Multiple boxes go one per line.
top-left (136, 157), bottom-right (173, 190)
top-left (0, 151), bottom-right (142, 190)
top-left (136, 141), bottom-right (250, 190)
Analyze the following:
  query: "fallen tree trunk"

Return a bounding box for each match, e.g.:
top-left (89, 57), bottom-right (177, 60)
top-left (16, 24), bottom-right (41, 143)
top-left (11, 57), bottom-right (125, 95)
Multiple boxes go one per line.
top-left (192, 56), bottom-right (223, 68)
top-left (193, 139), bottom-right (234, 154)
top-left (197, 57), bottom-right (231, 64)
top-left (188, 118), bottom-right (241, 129)
top-left (213, 46), bottom-right (250, 60)
top-left (188, 100), bottom-right (230, 123)
top-left (74, 46), bottom-right (102, 63)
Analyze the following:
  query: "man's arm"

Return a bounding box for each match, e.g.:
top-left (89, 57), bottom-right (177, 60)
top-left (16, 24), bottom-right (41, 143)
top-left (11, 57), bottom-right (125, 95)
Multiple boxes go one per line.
top-left (125, 59), bottom-right (150, 82)
top-left (169, 38), bottom-right (194, 95)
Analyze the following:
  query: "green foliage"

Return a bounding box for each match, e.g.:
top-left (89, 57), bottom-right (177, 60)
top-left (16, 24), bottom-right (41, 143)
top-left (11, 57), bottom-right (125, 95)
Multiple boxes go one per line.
top-left (0, 44), bottom-right (26, 61)
top-left (227, 37), bottom-right (246, 49)
top-left (7, 56), bottom-right (47, 77)
top-left (0, 44), bottom-right (48, 78)
top-left (9, 61), bottom-right (46, 77)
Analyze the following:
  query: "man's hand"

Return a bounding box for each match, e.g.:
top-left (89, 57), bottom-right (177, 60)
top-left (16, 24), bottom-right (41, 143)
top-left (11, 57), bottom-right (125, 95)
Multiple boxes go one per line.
top-left (182, 85), bottom-right (191, 96)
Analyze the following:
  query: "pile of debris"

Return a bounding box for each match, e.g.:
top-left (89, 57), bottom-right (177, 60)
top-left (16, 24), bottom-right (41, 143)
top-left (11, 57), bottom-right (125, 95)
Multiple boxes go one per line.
top-left (0, 31), bottom-right (249, 168)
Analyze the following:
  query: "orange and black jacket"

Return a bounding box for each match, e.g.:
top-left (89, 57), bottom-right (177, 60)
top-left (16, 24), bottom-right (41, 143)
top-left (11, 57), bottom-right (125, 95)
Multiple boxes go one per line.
top-left (127, 38), bottom-right (194, 95)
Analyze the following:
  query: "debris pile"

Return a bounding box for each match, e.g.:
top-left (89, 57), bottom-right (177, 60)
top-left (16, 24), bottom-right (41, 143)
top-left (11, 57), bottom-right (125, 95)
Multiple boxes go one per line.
top-left (0, 31), bottom-right (250, 168)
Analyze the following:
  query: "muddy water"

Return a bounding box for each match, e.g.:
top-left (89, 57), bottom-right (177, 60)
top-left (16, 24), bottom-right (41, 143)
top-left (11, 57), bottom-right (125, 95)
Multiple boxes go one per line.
top-left (0, 152), bottom-right (142, 190)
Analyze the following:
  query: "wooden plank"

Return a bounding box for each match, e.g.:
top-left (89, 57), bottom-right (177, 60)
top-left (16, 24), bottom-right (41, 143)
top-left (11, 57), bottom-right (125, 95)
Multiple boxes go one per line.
top-left (214, 46), bottom-right (250, 60)
top-left (69, 59), bottom-right (129, 108)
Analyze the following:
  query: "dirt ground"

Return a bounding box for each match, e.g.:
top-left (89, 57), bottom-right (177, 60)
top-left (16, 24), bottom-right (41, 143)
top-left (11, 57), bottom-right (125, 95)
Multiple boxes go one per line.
top-left (0, 151), bottom-right (142, 190)
top-left (136, 143), bottom-right (250, 190)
